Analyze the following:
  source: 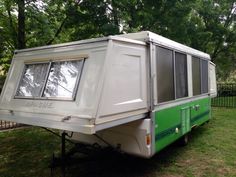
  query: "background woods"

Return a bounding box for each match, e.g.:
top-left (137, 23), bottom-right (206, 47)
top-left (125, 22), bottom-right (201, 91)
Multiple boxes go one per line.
top-left (0, 0), bottom-right (236, 81)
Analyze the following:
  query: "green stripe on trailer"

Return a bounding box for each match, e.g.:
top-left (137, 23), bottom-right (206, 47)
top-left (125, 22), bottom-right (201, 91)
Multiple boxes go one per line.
top-left (155, 97), bottom-right (211, 152)
top-left (191, 110), bottom-right (210, 125)
top-left (155, 123), bottom-right (182, 141)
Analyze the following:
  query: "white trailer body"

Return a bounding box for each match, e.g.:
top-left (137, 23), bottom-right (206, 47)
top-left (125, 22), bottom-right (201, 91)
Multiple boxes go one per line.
top-left (0, 37), bottom-right (148, 132)
top-left (0, 31), bottom-right (217, 157)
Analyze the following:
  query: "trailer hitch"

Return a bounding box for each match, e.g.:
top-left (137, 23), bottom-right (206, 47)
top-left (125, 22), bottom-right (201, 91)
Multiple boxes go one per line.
top-left (49, 131), bottom-right (103, 177)
top-left (50, 131), bottom-right (67, 177)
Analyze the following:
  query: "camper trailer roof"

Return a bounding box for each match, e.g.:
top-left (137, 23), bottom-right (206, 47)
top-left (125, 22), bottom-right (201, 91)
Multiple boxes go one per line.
top-left (14, 35), bottom-right (146, 54)
top-left (120, 31), bottom-right (210, 60)
top-left (15, 31), bottom-right (210, 60)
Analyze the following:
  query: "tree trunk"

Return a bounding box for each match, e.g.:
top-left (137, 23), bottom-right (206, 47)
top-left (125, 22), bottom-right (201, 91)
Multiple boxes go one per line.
top-left (17, 0), bottom-right (26, 49)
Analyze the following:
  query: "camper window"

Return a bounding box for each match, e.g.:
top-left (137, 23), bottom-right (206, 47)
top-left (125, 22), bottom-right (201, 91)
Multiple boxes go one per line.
top-left (15, 59), bottom-right (84, 100)
top-left (192, 57), bottom-right (209, 96)
top-left (43, 60), bottom-right (83, 98)
top-left (16, 63), bottom-right (49, 97)
top-left (192, 57), bottom-right (201, 96)
top-left (175, 52), bottom-right (188, 99)
top-left (201, 60), bottom-right (208, 94)
top-left (156, 46), bottom-right (189, 103)
top-left (156, 46), bottom-right (175, 103)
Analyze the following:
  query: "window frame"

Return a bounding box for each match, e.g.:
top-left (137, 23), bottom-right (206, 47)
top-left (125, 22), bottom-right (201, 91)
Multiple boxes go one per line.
top-left (200, 59), bottom-right (209, 94)
top-left (155, 44), bottom-right (189, 104)
top-left (14, 58), bottom-right (85, 101)
top-left (174, 51), bottom-right (188, 99)
top-left (191, 55), bottom-right (209, 96)
top-left (156, 46), bottom-right (175, 103)
top-left (192, 56), bottom-right (201, 96)
top-left (155, 44), bottom-right (210, 106)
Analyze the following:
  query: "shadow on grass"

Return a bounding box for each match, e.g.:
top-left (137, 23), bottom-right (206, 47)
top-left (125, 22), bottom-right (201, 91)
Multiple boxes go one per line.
top-left (63, 125), bottom-right (209, 177)
top-left (0, 127), bottom-right (61, 177)
top-left (0, 123), bottom-right (210, 177)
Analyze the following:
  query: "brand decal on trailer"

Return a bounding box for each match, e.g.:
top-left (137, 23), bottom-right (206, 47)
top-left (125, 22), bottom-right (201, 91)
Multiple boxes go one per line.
top-left (25, 101), bottom-right (54, 109)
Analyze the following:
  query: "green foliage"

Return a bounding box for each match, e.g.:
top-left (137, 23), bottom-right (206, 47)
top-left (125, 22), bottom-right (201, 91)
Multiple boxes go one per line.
top-left (0, 0), bottom-right (235, 80)
top-left (187, 0), bottom-right (236, 79)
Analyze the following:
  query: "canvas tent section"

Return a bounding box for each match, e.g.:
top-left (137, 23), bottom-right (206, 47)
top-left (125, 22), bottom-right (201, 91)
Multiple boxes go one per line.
top-left (209, 62), bottom-right (217, 97)
top-left (0, 36), bottom-right (148, 134)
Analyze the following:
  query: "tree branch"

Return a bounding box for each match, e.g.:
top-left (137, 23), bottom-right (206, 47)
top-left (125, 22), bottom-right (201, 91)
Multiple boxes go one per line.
top-left (46, 0), bottom-right (83, 45)
top-left (211, 2), bottom-right (236, 61)
top-left (224, 2), bottom-right (236, 28)
top-left (46, 16), bottom-right (68, 45)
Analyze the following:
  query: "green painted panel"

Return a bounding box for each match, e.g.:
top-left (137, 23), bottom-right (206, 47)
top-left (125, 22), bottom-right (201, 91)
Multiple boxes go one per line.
top-left (181, 107), bottom-right (191, 134)
top-left (155, 97), bottom-right (211, 152)
top-left (190, 98), bottom-right (211, 126)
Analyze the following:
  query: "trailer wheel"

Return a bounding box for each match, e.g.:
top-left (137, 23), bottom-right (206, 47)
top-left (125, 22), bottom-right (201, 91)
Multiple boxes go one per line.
top-left (178, 134), bottom-right (189, 146)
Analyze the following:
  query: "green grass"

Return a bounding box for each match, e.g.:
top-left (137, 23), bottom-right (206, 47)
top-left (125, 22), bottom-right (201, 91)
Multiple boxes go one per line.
top-left (0, 108), bottom-right (236, 177)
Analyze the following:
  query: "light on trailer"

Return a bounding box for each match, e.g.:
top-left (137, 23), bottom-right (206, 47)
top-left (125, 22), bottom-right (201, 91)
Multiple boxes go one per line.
top-left (146, 134), bottom-right (151, 145)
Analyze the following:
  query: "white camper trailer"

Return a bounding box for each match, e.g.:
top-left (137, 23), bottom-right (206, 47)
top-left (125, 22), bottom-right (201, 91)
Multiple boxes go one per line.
top-left (0, 31), bottom-right (217, 158)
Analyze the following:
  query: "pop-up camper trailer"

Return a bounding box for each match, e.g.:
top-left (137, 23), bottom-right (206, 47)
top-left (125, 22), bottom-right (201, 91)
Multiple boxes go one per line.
top-left (0, 31), bottom-right (217, 158)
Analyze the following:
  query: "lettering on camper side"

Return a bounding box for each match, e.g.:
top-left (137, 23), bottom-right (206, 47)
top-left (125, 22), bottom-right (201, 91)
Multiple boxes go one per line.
top-left (25, 101), bottom-right (54, 109)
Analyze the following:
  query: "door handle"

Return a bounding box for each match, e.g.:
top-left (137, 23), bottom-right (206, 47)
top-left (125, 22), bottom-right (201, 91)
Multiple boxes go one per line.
top-left (192, 104), bottom-right (200, 111)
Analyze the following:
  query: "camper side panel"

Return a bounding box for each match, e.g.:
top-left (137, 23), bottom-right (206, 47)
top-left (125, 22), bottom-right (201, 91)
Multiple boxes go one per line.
top-left (154, 97), bottom-right (211, 152)
top-left (97, 40), bottom-right (148, 122)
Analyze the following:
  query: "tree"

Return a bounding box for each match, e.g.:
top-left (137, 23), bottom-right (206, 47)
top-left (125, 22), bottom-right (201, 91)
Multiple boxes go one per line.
top-left (0, 0), bottom-right (236, 81)
top-left (188, 0), bottom-right (236, 79)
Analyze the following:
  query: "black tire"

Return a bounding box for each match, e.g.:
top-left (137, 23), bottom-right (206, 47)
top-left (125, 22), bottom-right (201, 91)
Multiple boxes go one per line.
top-left (178, 133), bottom-right (189, 146)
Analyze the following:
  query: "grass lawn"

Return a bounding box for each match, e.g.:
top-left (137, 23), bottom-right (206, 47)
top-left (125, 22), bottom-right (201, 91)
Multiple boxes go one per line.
top-left (0, 107), bottom-right (236, 177)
